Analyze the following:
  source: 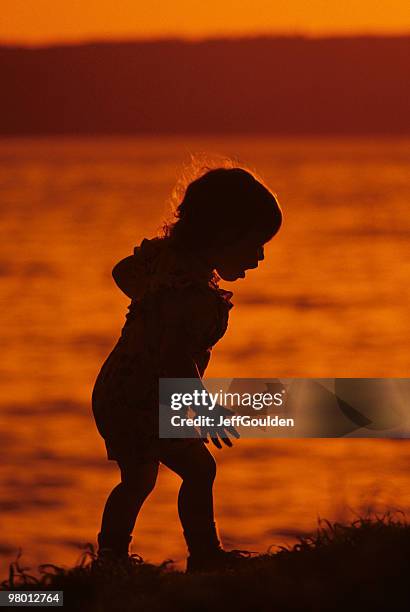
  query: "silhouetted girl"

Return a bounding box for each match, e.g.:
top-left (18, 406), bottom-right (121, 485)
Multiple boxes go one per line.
top-left (92, 166), bottom-right (282, 572)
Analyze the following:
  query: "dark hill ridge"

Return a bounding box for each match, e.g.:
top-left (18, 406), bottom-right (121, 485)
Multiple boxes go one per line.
top-left (2, 515), bottom-right (410, 611)
top-left (0, 36), bottom-right (409, 135)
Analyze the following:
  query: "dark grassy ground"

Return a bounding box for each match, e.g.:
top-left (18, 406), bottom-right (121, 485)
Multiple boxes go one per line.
top-left (1, 514), bottom-right (409, 611)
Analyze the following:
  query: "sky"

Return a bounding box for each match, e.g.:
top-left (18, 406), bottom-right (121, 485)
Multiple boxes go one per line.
top-left (1, 0), bottom-right (410, 45)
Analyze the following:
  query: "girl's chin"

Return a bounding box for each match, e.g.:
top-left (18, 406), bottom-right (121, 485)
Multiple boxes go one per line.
top-left (218, 270), bottom-right (246, 281)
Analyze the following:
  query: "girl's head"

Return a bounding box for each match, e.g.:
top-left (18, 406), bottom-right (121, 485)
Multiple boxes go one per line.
top-left (165, 166), bottom-right (282, 281)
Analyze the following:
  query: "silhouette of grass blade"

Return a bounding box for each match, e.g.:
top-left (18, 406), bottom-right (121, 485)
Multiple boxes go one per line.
top-left (1, 514), bottom-right (409, 611)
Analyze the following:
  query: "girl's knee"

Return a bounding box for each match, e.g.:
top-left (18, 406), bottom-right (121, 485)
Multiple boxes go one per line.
top-left (161, 441), bottom-right (217, 484)
top-left (120, 463), bottom-right (158, 497)
top-left (204, 451), bottom-right (217, 482)
top-left (187, 448), bottom-right (217, 484)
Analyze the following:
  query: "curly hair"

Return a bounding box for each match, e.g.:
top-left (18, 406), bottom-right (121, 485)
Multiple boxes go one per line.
top-left (163, 161), bottom-right (282, 252)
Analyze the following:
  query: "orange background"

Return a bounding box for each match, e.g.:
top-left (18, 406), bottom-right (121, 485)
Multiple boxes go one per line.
top-left (1, 0), bottom-right (410, 45)
top-left (1, 0), bottom-right (410, 579)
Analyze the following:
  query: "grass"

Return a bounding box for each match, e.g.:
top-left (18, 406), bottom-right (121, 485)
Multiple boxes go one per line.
top-left (1, 513), bottom-right (409, 611)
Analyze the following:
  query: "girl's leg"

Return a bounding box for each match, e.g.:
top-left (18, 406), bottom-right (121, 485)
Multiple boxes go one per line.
top-left (159, 440), bottom-right (221, 557)
top-left (98, 459), bottom-right (159, 556)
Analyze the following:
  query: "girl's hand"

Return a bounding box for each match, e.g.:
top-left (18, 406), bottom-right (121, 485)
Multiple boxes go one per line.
top-left (199, 405), bottom-right (240, 449)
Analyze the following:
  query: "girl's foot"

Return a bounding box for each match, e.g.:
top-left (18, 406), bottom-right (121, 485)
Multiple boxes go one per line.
top-left (186, 548), bottom-right (255, 573)
top-left (92, 547), bottom-right (144, 571)
top-left (94, 532), bottom-right (141, 570)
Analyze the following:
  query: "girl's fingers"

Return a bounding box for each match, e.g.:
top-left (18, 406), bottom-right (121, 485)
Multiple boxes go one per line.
top-left (220, 435), bottom-right (233, 447)
top-left (226, 425), bottom-right (240, 438)
top-left (210, 432), bottom-right (222, 449)
top-left (200, 426), bottom-right (237, 449)
top-left (217, 427), bottom-right (234, 447)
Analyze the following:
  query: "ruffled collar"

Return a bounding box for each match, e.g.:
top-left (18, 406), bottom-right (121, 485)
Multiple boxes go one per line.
top-left (209, 280), bottom-right (234, 310)
top-left (134, 237), bottom-right (234, 309)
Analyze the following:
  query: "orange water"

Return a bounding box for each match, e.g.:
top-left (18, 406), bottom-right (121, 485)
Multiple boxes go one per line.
top-left (0, 136), bottom-right (409, 574)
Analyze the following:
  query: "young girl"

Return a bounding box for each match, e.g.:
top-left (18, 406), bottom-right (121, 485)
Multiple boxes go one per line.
top-left (92, 166), bottom-right (282, 572)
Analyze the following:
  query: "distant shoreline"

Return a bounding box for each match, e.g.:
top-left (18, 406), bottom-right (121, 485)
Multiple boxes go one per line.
top-left (1, 36), bottom-right (408, 136)
top-left (1, 33), bottom-right (409, 51)
top-left (1, 132), bottom-right (409, 139)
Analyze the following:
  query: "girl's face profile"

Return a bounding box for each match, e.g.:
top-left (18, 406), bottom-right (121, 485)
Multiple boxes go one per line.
top-left (214, 230), bottom-right (267, 281)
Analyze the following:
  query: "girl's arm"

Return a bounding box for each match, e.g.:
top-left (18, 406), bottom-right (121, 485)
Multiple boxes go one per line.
top-left (159, 303), bottom-right (238, 448)
top-left (159, 315), bottom-right (201, 379)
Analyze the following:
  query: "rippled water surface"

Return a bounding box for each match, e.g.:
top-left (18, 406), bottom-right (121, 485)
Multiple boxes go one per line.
top-left (0, 136), bottom-right (409, 574)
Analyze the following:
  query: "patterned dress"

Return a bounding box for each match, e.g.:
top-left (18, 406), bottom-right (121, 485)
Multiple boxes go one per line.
top-left (91, 237), bottom-right (234, 462)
